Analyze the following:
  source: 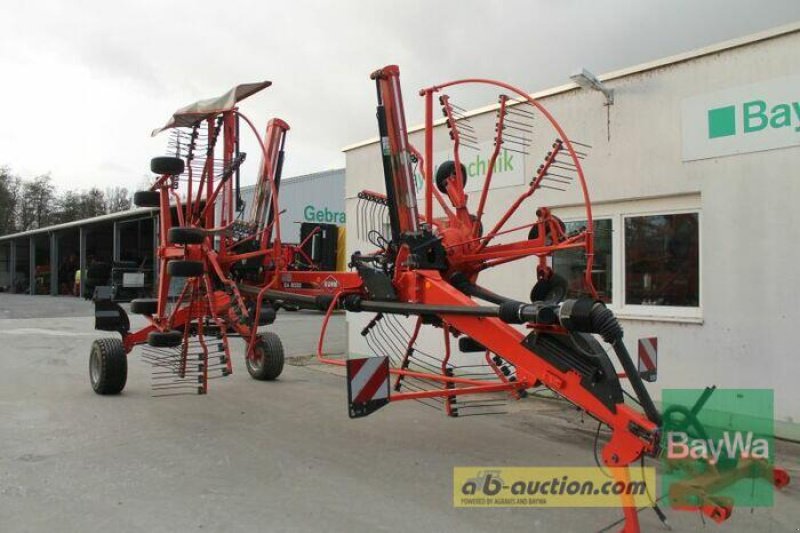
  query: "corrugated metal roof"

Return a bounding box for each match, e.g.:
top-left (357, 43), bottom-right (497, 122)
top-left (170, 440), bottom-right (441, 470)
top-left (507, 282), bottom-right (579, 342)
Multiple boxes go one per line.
top-left (0, 207), bottom-right (157, 243)
top-left (341, 21), bottom-right (800, 152)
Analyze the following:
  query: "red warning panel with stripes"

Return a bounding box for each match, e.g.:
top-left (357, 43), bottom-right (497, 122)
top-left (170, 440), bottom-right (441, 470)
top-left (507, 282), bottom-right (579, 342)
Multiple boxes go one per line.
top-left (346, 356), bottom-right (390, 418)
top-left (637, 337), bottom-right (658, 383)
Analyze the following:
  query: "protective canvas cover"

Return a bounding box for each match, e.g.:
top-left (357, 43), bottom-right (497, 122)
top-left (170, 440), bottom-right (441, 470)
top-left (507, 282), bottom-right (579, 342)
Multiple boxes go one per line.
top-left (151, 81), bottom-right (271, 136)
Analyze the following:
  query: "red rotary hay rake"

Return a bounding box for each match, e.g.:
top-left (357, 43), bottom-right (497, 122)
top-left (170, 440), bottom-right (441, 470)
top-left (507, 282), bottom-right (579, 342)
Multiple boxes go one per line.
top-left (88, 66), bottom-right (789, 532)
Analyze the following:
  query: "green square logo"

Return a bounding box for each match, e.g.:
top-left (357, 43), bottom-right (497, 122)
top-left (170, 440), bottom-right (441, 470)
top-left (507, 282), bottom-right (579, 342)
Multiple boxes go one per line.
top-left (661, 388), bottom-right (775, 508)
top-left (708, 105), bottom-right (736, 138)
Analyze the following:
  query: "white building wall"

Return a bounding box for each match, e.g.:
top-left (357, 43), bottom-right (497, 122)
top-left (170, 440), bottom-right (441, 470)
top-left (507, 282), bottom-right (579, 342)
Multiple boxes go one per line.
top-left (344, 29), bottom-right (800, 436)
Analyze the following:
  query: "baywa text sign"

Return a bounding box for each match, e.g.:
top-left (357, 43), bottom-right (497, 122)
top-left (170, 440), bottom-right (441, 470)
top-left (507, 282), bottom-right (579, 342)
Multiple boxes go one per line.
top-left (681, 75), bottom-right (800, 161)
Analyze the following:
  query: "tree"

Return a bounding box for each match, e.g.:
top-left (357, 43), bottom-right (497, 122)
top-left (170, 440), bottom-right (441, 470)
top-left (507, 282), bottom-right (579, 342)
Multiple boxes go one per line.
top-left (104, 187), bottom-right (131, 213)
top-left (81, 187), bottom-right (106, 219)
top-left (19, 174), bottom-right (55, 230)
top-left (0, 167), bottom-right (134, 231)
top-left (0, 167), bottom-right (21, 235)
top-left (55, 190), bottom-right (83, 224)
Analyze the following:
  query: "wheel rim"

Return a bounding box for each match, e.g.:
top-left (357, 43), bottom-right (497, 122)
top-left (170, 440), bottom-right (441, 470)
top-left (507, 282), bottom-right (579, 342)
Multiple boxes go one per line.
top-left (89, 349), bottom-right (101, 386)
top-left (248, 346), bottom-right (264, 371)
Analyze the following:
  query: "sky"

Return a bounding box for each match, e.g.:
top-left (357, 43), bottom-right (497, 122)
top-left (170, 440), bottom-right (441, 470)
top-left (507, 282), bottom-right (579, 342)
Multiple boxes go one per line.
top-left (1, 0), bottom-right (798, 193)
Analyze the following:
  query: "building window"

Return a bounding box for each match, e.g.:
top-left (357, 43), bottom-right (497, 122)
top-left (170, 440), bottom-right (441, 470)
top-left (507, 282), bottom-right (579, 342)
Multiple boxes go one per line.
top-left (624, 213), bottom-right (699, 307)
top-left (554, 218), bottom-right (613, 303)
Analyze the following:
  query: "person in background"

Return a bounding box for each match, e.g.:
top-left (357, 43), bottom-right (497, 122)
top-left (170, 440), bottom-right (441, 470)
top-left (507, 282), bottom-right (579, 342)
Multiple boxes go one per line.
top-left (59, 252), bottom-right (79, 295)
top-left (73, 268), bottom-right (81, 297)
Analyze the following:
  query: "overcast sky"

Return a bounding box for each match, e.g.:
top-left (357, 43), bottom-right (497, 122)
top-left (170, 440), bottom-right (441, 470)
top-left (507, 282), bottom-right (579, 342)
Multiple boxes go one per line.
top-left (1, 0), bottom-right (798, 193)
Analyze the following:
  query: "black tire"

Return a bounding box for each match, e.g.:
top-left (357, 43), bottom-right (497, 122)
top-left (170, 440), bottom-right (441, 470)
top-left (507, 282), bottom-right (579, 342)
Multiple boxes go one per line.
top-left (151, 156), bottom-right (185, 175)
top-left (246, 332), bottom-right (284, 381)
top-left (89, 338), bottom-right (128, 395)
top-left (168, 227), bottom-right (206, 245)
top-left (167, 260), bottom-right (204, 277)
top-left (435, 160), bottom-right (468, 194)
top-left (133, 190), bottom-right (161, 208)
top-left (530, 273), bottom-right (569, 303)
top-left (130, 298), bottom-right (158, 315)
top-left (147, 330), bottom-right (183, 348)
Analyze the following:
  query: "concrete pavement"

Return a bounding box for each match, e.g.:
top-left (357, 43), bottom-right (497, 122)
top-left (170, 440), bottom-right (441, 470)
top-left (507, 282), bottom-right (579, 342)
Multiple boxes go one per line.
top-left (0, 294), bottom-right (797, 532)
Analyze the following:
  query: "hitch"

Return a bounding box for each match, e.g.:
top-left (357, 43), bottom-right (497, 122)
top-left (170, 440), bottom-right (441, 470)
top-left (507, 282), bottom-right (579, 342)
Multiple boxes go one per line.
top-left (93, 286), bottom-right (130, 335)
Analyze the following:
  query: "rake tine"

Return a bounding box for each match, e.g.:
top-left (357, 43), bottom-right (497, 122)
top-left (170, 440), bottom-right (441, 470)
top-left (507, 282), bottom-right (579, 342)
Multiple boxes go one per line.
top-left (506, 107), bottom-right (536, 119)
top-left (456, 131), bottom-right (479, 143)
top-left (360, 199), bottom-right (368, 240)
top-left (568, 140), bottom-right (592, 148)
top-left (504, 117), bottom-right (534, 129)
top-left (154, 389), bottom-right (204, 395)
top-left (501, 138), bottom-right (530, 148)
top-left (361, 199), bottom-right (367, 240)
top-left (501, 146), bottom-right (529, 155)
top-left (502, 132), bottom-right (531, 142)
top-left (151, 383), bottom-right (201, 390)
top-left (503, 123), bottom-right (533, 133)
top-left (542, 176), bottom-right (572, 185)
top-left (553, 159), bottom-right (578, 168)
top-left (457, 401), bottom-right (508, 408)
top-left (547, 172), bottom-right (576, 181)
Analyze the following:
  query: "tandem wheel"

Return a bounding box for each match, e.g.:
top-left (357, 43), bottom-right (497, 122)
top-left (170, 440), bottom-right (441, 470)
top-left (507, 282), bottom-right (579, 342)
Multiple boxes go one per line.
top-left (89, 338), bottom-right (128, 395)
top-left (246, 332), bottom-right (285, 381)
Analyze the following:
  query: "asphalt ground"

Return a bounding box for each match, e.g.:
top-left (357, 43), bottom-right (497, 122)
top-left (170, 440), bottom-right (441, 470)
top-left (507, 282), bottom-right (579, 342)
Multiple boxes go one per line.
top-left (0, 294), bottom-right (798, 532)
